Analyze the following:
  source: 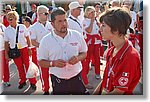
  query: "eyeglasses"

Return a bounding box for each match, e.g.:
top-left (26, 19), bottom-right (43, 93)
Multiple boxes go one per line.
top-left (6, 9), bottom-right (11, 10)
top-left (8, 18), bottom-right (13, 21)
top-left (40, 12), bottom-right (49, 16)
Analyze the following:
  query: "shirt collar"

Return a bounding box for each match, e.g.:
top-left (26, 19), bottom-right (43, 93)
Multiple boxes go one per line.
top-left (37, 21), bottom-right (48, 27)
top-left (52, 29), bottom-right (70, 40)
top-left (69, 15), bottom-right (78, 20)
top-left (110, 39), bottom-right (130, 60)
top-left (8, 24), bottom-right (19, 30)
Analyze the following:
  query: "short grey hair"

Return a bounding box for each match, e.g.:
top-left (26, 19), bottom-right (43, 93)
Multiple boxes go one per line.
top-left (37, 5), bottom-right (48, 14)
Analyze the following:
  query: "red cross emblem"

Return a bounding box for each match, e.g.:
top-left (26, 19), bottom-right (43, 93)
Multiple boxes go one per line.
top-left (118, 77), bottom-right (128, 86)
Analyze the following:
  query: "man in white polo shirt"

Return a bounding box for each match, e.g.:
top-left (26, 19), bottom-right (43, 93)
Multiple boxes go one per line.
top-left (67, 1), bottom-right (83, 34)
top-left (38, 9), bottom-right (88, 95)
top-left (29, 5), bottom-right (53, 95)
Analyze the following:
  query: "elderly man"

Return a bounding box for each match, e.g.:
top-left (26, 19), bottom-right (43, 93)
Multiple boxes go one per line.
top-left (67, 1), bottom-right (83, 34)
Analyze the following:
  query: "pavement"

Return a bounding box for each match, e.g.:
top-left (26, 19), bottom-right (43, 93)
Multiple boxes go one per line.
top-left (1, 59), bottom-right (143, 95)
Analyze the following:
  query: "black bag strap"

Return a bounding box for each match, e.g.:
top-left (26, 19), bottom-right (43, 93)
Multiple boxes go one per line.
top-left (69, 16), bottom-right (82, 29)
top-left (0, 25), bottom-right (4, 32)
top-left (16, 26), bottom-right (19, 44)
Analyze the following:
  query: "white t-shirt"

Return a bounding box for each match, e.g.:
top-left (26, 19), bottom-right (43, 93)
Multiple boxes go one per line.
top-left (4, 24), bottom-right (29, 49)
top-left (83, 18), bottom-right (101, 45)
top-left (67, 15), bottom-right (83, 35)
top-left (38, 29), bottom-right (87, 79)
top-left (0, 23), bottom-right (6, 51)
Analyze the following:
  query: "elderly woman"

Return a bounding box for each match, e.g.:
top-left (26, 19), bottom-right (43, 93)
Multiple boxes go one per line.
top-left (82, 6), bottom-right (102, 89)
top-left (98, 7), bottom-right (141, 95)
top-left (4, 11), bottom-right (37, 90)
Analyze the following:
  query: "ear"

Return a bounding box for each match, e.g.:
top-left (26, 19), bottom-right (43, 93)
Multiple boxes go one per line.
top-left (51, 21), bottom-right (55, 28)
top-left (113, 30), bottom-right (119, 35)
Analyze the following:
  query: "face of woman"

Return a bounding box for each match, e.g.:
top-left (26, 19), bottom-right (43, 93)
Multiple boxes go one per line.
top-left (100, 21), bottom-right (114, 40)
top-left (88, 10), bottom-right (95, 18)
top-left (7, 16), bottom-right (17, 26)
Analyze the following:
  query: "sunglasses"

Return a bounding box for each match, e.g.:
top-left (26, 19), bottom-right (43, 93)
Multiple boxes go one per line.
top-left (6, 9), bottom-right (11, 10)
top-left (40, 12), bottom-right (49, 15)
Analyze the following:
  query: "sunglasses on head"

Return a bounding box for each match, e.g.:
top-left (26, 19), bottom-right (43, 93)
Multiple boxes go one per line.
top-left (40, 12), bottom-right (49, 15)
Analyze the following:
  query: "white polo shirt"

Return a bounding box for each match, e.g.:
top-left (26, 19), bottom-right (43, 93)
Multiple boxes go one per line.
top-left (30, 21), bottom-right (53, 44)
top-left (38, 29), bottom-right (87, 79)
top-left (130, 11), bottom-right (137, 30)
top-left (4, 24), bottom-right (29, 49)
top-left (0, 23), bottom-right (6, 51)
top-left (67, 15), bottom-right (83, 34)
top-left (83, 18), bottom-right (101, 44)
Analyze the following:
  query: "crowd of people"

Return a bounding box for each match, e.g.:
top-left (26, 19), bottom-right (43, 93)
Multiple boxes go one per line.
top-left (0, 0), bottom-right (143, 95)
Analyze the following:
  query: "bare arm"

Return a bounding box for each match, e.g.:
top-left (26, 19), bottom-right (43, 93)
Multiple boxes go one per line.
top-left (93, 80), bottom-right (102, 95)
top-left (25, 36), bottom-right (32, 56)
top-left (85, 17), bottom-right (95, 33)
top-left (38, 59), bottom-right (67, 68)
top-left (68, 52), bottom-right (87, 65)
top-left (102, 88), bottom-right (124, 95)
top-left (31, 39), bottom-right (40, 48)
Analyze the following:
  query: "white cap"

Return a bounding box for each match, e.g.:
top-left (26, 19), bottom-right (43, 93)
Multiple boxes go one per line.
top-left (69, 1), bottom-right (83, 10)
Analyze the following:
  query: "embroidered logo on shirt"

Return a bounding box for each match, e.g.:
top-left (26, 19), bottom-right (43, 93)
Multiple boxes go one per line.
top-left (19, 30), bottom-right (24, 33)
top-left (70, 42), bottom-right (78, 46)
top-left (118, 77), bottom-right (128, 86)
top-left (30, 31), bottom-right (32, 35)
top-left (122, 72), bottom-right (129, 77)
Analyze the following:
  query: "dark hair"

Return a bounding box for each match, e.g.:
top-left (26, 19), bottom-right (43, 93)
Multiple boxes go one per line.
top-left (51, 9), bottom-right (66, 22)
top-left (100, 7), bottom-right (131, 36)
top-left (22, 16), bottom-right (32, 24)
top-left (93, 2), bottom-right (101, 7)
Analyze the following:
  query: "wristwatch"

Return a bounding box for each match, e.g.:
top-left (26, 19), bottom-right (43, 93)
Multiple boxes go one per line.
top-left (49, 61), bottom-right (53, 67)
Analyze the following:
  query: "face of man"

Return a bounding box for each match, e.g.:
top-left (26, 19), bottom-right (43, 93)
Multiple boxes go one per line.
top-left (38, 8), bottom-right (49, 22)
top-left (72, 7), bottom-right (81, 17)
top-left (52, 14), bottom-right (68, 34)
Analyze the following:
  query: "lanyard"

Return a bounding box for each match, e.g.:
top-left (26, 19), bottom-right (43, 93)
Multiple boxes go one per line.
top-left (0, 25), bottom-right (4, 32)
top-left (105, 44), bottom-right (130, 91)
top-left (69, 16), bottom-right (82, 29)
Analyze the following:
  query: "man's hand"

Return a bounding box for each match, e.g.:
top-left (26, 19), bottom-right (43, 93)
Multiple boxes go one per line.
top-left (53, 59), bottom-right (67, 68)
top-left (68, 56), bottom-right (79, 65)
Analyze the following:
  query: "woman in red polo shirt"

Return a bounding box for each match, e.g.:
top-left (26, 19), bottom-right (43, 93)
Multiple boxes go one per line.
top-left (98, 7), bottom-right (141, 95)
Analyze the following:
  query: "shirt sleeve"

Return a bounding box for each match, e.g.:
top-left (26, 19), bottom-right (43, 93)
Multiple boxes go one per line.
top-left (23, 25), bottom-right (29, 37)
top-left (77, 32), bottom-right (87, 53)
top-left (38, 37), bottom-right (49, 61)
top-left (4, 29), bottom-right (9, 42)
top-left (112, 55), bottom-right (141, 92)
top-left (29, 27), bottom-right (36, 40)
top-left (83, 19), bottom-right (90, 30)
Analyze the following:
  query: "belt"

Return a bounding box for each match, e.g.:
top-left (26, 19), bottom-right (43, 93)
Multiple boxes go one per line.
top-left (51, 73), bottom-right (81, 82)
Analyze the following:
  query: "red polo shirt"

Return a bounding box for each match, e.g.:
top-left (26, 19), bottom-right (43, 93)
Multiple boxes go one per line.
top-left (102, 39), bottom-right (141, 95)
